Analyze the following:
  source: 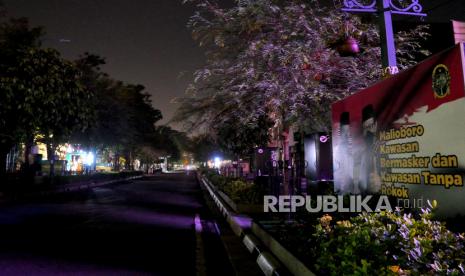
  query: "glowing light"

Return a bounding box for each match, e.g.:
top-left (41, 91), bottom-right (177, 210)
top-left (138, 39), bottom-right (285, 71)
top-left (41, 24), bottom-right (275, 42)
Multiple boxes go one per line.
top-left (85, 152), bottom-right (94, 166)
top-left (66, 145), bottom-right (73, 153)
top-left (214, 157), bottom-right (221, 168)
top-left (320, 135), bottom-right (329, 143)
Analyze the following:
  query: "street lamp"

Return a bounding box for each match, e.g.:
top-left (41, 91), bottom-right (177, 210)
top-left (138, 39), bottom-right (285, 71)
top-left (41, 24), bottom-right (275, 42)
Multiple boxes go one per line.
top-left (342, 0), bottom-right (426, 76)
top-left (214, 157), bottom-right (221, 168)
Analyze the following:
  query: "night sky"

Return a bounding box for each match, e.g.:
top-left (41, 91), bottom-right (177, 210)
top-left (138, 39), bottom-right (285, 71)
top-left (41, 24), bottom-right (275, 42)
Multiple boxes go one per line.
top-left (3, 0), bottom-right (464, 126)
top-left (2, 0), bottom-right (223, 125)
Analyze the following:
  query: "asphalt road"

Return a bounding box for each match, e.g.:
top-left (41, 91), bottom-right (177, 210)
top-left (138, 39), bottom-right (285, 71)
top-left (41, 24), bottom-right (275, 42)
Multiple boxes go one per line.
top-left (0, 173), bottom-right (233, 275)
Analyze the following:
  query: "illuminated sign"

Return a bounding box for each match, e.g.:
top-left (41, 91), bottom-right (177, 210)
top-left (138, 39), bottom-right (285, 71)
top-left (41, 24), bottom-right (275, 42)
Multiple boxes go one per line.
top-left (332, 43), bottom-right (465, 217)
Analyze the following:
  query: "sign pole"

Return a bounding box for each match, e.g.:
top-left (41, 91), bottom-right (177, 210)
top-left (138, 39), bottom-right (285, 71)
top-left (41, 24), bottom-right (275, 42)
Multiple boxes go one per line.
top-left (378, 0), bottom-right (397, 74)
top-left (342, 0), bottom-right (426, 76)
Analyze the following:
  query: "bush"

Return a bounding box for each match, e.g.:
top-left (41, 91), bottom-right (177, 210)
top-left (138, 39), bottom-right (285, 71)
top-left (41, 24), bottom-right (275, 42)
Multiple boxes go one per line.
top-left (203, 171), bottom-right (263, 204)
top-left (314, 206), bottom-right (465, 275)
top-left (198, 167), bottom-right (217, 178)
top-left (222, 179), bottom-right (263, 204)
top-left (208, 173), bottom-right (229, 190)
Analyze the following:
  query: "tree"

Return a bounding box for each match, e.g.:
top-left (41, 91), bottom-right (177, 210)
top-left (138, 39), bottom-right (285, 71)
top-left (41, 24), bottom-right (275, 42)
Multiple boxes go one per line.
top-left (0, 17), bottom-right (168, 177)
top-left (0, 17), bottom-right (96, 178)
top-left (152, 126), bottom-right (189, 161)
top-left (0, 1), bottom-right (5, 18)
top-left (73, 54), bottom-right (164, 170)
top-left (119, 84), bottom-right (163, 169)
top-left (1, 48), bottom-right (93, 177)
top-left (0, 18), bottom-right (44, 177)
top-left (175, 0), bottom-right (429, 156)
top-left (214, 114), bottom-right (272, 157)
top-left (189, 134), bottom-right (223, 163)
top-left (31, 49), bottom-right (94, 176)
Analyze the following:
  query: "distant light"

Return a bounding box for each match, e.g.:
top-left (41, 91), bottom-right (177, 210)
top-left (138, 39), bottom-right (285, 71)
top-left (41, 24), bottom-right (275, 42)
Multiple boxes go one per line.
top-left (59, 39), bottom-right (71, 43)
top-left (214, 157), bottom-right (221, 168)
top-left (85, 152), bottom-right (94, 166)
top-left (186, 164), bottom-right (197, 170)
top-left (258, 148), bottom-right (264, 154)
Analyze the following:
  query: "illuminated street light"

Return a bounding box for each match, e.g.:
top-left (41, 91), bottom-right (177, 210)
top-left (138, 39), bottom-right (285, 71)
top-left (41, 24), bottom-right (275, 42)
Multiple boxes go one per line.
top-left (214, 157), bottom-right (221, 168)
top-left (85, 152), bottom-right (95, 166)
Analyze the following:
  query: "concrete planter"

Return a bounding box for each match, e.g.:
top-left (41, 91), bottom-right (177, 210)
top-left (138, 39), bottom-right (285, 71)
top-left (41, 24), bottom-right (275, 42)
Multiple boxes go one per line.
top-left (201, 175), bottom-right (316, 275)
top-left (252, 222), bottom-right (316, 276)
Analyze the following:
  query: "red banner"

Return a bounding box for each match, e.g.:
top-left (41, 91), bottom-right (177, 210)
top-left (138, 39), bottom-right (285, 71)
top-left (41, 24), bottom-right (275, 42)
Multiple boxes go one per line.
top-left (332, 43), bottom-right (465, 216)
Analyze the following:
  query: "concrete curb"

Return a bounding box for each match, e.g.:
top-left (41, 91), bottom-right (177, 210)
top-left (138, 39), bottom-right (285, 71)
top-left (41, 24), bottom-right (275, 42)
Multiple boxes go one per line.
top-left (217, 190), bottom-right (263, 214)
top-left (200, 176), bottom-right (288, 276)
top-left (252, 222), bottom-right (316, 276)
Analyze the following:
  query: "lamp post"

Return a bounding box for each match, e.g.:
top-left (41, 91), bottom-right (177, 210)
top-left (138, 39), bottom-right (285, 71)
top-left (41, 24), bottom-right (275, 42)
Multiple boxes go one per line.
top-left (342, 0), bottom-right (426, 76)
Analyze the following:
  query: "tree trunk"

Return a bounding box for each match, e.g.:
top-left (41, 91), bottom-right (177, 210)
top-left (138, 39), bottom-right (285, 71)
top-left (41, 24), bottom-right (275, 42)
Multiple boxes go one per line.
top-left (282, 129), bottom-right (290, 196)
top-left (46, 141), bottom-right (56, 178)
top-left (114, 152), bottom-right (120, 171)
top-left (129, 150), bottom-right (134, 171)
top-left (6, 145), bottom-right (18, 172)
top-left (23, 138), bottom-right (31, 170)
top-left (0, 144), bottom-right (11, 180)
top-left (125, 151), bottom-right (131, 171)
top-left (19, 135), bottom-right (35, 185)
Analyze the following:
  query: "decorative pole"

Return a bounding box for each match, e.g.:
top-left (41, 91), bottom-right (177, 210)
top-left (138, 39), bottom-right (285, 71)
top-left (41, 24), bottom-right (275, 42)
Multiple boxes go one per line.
top-left (342, 0), bottom-right (426, 76)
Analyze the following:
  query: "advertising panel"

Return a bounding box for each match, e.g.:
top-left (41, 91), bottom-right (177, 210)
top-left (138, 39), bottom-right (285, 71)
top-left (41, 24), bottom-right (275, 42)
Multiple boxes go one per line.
top-left (332, 43), bottom-right (465, 216)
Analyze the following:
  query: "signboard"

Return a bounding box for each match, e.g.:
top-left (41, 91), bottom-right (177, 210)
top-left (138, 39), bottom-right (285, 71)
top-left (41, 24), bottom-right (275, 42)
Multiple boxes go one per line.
top-left (452, 20), bottom-right (465, 44)
top-left (331, 43), bottom-right (465, 216)
top-left (304, 133), bottom-right (333, 182)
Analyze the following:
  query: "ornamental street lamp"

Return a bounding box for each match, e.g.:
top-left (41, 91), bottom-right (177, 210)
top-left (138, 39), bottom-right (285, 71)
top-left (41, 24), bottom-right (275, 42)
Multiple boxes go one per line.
top-left (342, 0), bottom-right (426, 76)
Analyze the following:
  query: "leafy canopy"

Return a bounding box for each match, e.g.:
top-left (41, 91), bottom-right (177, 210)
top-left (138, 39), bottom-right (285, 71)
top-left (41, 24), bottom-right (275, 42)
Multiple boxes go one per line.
top-left (175, 0), bottom-right (429, 156)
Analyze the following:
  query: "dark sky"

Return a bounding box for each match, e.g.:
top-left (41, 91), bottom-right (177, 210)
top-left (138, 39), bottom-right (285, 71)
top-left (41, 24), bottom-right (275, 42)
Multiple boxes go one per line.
top-left (2, 0), bottom-right (221, 126)
top-left (3, 0), bottom-right (464, 126)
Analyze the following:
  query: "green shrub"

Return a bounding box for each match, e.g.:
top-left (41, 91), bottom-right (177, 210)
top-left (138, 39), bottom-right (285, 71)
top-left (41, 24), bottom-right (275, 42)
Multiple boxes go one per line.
top-left (314, 206), bottom-right (465, 275)
top-left (222, 179), bottom-right (263, 204)
top-left (208, 173), bottom-right (229, 190)
top-left (203, 172), bottom-right (263, 204)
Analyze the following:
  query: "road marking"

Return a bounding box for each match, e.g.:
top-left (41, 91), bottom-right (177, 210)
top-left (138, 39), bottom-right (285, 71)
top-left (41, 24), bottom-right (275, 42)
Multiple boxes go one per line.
top-left (195, 214), bottom-right (207, 276)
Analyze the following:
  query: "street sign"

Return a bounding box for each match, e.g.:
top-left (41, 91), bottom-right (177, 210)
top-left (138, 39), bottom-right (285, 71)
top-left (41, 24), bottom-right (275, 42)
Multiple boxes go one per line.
top-left (332, 43), bottom-right (465, 217)
top-left (452, 20), bottom-right (465, 44)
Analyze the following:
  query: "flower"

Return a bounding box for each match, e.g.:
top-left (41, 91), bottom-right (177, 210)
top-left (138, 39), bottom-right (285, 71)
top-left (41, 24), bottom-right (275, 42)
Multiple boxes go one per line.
top-left (319, 214), bottom-right (333, 231)
top-left (320, 214), bottom-right (332, 225)
top-left (336, 220), bottom-right (352, 228)
top-left (429, 261), bottom-right (442, 272)
top-left (388, 265), bottom-right (400, 273)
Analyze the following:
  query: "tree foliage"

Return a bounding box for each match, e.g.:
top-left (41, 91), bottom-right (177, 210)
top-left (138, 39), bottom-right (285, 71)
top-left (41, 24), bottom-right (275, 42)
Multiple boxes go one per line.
top-left (0, 18), bottom-right (44, 148)
top-left (5, 48), bottom-right (93, 175)
top-left (0, 18), bottom-right (94, 176)
top-left (175, 0), bottom-right (430, 156)
top-left (0, 17), bottom-right (172, 176)
top-left (214, 114), bottom-right (272, 156)
top-left (73, 53), bottom-right (165, 169)
top-left (189, 134), bottom-right (220, 162)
